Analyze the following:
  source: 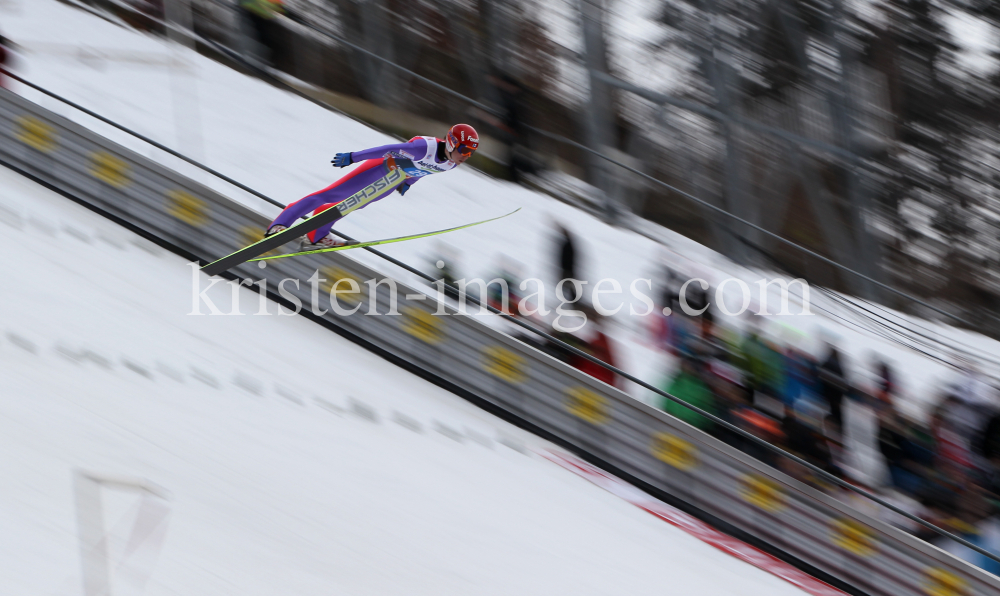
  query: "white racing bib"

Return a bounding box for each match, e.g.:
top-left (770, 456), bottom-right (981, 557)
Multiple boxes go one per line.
top-left (391, 136), bottom-right (457, 179)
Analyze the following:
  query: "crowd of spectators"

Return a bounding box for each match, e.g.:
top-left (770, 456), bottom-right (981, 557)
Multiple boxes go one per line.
top-left (490, 228), bottom-right (1000, 569)
top-left (645, 273), bottom-right (1000, 570)
top-left (425, 194), bottom-right (1000, 571)
top-left (17, 0), bottom-right (1000, 577)
top-left (427, 218), bottom-right (1000, 571)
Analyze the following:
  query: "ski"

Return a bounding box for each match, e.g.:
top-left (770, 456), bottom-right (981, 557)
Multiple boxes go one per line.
top-left (249, 208), bottom-right (520, 263)
top-left (200, 163), bottom-right (408, 276)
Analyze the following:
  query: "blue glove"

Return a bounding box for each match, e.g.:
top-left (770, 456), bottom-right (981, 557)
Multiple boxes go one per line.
top-left (332, 152), bottom-right (353, 168)
top-left (397, 183), bottom-right (412, 197)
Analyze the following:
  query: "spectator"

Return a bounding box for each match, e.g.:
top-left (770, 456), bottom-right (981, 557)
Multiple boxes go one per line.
top-left (661, 357), bottom-right (715, 432)
top-left (486, 259), bottom-right (523, 316)
top-left (781, 346), bottom-right (819, 413)
top-left (929, 398), bottom-right (975, 501)
top-left (731, 404), bottom-right (784, 467)
top-left (569, 307), bottom-right (619, 389)
top-left (738, 329), bottom-right (784, 416)
top-left (782, 402), bottom-right (839, 485)
top-left (673, 278), bottom-right (718, 361)
top-left (980, 402), bottom-right (1000, 453)
top-left (238, 0), bottom-right (286, 66)
top-left (0, 32), bottom-right (11, 90)
top-left (874, 360), bottom-right (896, 407)
top-left (488, 73), bottom-right (537, 183)
top-left (935, 484), bottom-right (1000, 577)
top-left (878, 405), bottom-right (934, 496)
top-left (686, 309), bottom-right (723, 362)
top-left (660, 264), bottom-right (682, 316)
top-left (678, 273), bottom-right (710, 318)
top-left (650, 263), bottom-right (682, 352)
top-left (977, 409), bottom-right (1000, 495)
top-left (948, 363), bottom-right (999, 455)
top-left (555, 224), bottom-right (577, 286)
top-left (706, 358), bottom-right (747, 415)
top-left (818, 345), bottom-right (849, 435)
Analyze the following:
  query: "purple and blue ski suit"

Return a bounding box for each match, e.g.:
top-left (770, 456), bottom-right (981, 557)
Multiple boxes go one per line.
top-left (270, 136), bottom-right (460, 242)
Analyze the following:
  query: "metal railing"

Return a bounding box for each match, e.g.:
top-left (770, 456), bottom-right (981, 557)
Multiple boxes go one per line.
top-left (9, 0), bottom-right (1000, 566)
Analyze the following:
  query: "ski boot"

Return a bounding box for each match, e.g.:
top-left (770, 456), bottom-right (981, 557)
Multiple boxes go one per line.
top-left (264, 224), bottom-right (288, 238)
top-left (299, 233), bottom-right (358, 252)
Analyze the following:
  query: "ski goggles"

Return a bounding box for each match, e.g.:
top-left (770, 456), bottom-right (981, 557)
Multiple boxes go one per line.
top-left (448, 134), bottom-right (479, 156)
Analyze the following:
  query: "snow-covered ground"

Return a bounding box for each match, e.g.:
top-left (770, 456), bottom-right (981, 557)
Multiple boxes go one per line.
top-left (0, 164), bottom-right (822, 595)
top-left (2, 0), bottom-right (999, 452)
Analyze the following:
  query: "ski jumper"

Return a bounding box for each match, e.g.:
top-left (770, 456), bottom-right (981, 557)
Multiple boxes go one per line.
top-left (270, 136), bottom-right (459, 242)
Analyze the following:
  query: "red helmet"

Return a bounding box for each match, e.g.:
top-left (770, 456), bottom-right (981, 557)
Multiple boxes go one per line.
top-left (446, 124), bottom-right (479, 156)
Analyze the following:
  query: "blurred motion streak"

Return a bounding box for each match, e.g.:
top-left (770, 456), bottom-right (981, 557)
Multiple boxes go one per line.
top-left (11, 0), bottom-right (1000, 581)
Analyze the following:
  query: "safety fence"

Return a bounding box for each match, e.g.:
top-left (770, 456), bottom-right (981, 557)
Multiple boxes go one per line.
top-left (0, 86), bottom-right (996, 596)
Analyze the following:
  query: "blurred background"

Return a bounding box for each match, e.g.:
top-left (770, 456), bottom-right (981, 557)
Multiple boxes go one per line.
top-left (6, 0), bottom-right (1000, 590)
top-left (58, 0), bottom-right (1000, 327)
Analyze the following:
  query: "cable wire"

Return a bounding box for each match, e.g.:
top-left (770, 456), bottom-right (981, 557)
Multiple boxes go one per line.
top-left (11, 2), bottom-right (1000, 564)
top-left (69, 0), bottom-right (999, 331)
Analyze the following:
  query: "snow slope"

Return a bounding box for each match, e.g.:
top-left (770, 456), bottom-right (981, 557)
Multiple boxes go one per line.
top-left (2, 0), bottom-right (999, 426)
top-left (0, 166), bottom-right (819, 595)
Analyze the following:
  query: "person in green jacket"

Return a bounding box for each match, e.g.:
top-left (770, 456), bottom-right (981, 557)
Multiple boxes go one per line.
top-left (739, 330), bottom-right (784, 396)
top-left (661, 358), bottom-right (716, 432)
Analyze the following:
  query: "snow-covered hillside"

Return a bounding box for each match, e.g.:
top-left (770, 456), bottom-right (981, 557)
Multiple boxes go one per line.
top-left (2, 0), bottom-right (998, 424)
top-left (0, 161), bottom-right (821, 595)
